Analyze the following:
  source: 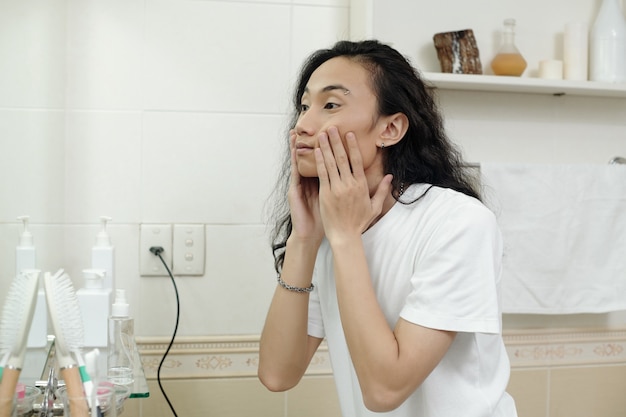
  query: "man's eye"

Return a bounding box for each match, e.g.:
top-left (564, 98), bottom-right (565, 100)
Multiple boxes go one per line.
top-left (324, 102), bottom-right (339, 110)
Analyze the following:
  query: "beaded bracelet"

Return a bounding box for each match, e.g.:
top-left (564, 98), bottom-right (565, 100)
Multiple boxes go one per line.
top-left (277, 274), bottom-right (314, 293)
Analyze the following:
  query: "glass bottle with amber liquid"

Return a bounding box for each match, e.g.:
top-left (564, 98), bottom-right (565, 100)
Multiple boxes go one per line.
top-left (491, 19), bottom-right (527, 76)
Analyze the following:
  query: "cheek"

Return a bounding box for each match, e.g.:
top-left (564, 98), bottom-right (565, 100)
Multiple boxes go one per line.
top-left (347, 135), bottom-right (378, 170)
top-left (358, 144), bottom-right (378, 167)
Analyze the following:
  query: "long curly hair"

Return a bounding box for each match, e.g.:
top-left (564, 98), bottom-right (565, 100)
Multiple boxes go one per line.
top-left (267, 40), bottom-right (479, 273)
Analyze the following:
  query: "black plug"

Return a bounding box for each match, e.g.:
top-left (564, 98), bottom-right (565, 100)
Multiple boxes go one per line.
top-left (150, 246), bottom-right (164, 256)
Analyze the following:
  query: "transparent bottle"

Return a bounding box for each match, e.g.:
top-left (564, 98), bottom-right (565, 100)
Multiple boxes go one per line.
top-left (491, 19), bottom-right (527, 76)
top-left (107, 289), bottom-right (135, 389)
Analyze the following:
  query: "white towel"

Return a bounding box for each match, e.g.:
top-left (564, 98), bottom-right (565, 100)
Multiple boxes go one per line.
top-left (481, 163), bottom-right (626, 314)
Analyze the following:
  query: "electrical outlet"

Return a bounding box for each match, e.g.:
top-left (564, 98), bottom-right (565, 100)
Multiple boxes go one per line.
top-left (173, 224), bottom-right (205, 276)
top-left (140, 224), bottom-right (173, 276)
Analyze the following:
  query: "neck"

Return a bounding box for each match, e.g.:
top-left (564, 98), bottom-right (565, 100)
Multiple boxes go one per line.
top-left (367, 189), bottom-right (398, 230)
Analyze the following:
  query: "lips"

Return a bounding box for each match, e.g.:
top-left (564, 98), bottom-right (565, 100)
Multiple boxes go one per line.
top-left (295, 142), bottom-right (314, 150)
top-left (295, 142), bottom-right (315, 155)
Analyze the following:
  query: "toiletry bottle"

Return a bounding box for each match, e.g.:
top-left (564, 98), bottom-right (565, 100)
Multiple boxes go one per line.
top-left (16, 216), bottom-right (48, 348)
top-left (589, 0), bottom-right (626, 83)
top-left (107, 289), bottom-right (135, 389)
top-left (16, 216), bottom-right (35, 273)
top-left (491, 18), bottom-right (527, 76)
top-left (92, 216), bottom-right (115, 291)
top-left (77, 269), bottom-right (112, 348)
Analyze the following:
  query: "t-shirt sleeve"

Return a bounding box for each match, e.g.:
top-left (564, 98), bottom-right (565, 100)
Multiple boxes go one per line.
top-left (400, 201), bottom-right (502, 334)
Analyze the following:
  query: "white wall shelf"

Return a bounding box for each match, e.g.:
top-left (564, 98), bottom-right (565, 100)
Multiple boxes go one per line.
top-left (423, 72), bottom-right (626, 98)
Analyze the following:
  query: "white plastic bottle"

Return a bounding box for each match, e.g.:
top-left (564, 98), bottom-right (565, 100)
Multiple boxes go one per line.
top-left (16, 215), bottom-right (35, 272)
top-left (16, 215), bottom-right (48, 348)
top-left (77, 269), bottom-right (112, 347)
top-left (107, 289), bottom-right (135, 389)
top-left (589, 0), bottom-right (626, 82)
top-left (92, 216), bottom-right (115, 291)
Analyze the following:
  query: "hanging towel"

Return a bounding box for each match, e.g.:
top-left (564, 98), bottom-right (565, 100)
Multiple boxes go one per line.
top-left (481, 163), bottom-right (626, 314)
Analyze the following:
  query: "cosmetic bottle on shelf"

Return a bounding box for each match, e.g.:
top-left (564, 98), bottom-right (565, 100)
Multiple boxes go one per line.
top-left (589, 0), bottom-right (626, 83)
top-left (491, 18), bottom-right (527, 76)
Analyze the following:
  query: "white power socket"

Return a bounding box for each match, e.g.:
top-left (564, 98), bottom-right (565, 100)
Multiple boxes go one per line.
top-left (172, 224), bottom-right (205, 276)
top-left (139, 224), bottom-right (173, 276)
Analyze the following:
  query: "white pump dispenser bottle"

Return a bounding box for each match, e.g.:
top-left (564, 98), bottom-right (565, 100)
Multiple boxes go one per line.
top-left (16, 216), bottom-right (48, 348)
top-left (16, 215), bottom-right (35, 272)
top-left (77, 269), bottom-right (112, 347)
top-left (92, 216), bottom-right (115, 291)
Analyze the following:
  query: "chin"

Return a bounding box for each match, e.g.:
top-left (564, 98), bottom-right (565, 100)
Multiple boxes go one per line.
top-left (298, 167), bottom-right (319, 178)
top-left (296, 160), bottom-right (318, 178)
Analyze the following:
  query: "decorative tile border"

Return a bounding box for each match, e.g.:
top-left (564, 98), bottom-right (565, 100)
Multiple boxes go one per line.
top-left (137, 335), bottom-right (332, 380)
top-left (503, 327), bottom-right (626, 368)
top-left (137, 327), bottom-right (626, 379)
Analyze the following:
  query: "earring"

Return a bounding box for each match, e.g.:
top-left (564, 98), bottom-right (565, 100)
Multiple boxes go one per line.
top-left (380, 143), bottom-right (385, 149)
top-left (399, 182), bottom-right (405, 196)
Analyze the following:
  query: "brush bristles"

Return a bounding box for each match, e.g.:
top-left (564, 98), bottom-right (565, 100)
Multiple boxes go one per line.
top-left (0, 273), bottom-right (39, 354)
top-left (0, 281), bottom-right (26, 351)
top-left (47, 273), bottom-right (85, 352)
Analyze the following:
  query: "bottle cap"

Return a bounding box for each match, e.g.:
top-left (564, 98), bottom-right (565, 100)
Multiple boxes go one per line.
top-left (17, 215), bottom-right (34, 247)
top-left (95, 216), bottom-right (112, 247)
top-left (112, 288), bottom-right (130, 317)
top-left (83, 269), bottom-right (106, 289)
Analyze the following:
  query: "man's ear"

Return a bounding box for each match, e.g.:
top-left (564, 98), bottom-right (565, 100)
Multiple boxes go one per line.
top-left (379, 112), bottom-right (409, 146)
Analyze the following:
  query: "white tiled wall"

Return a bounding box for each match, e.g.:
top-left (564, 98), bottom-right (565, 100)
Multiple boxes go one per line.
top-left (0, 1), bottom-right (66, 109)
top-left (0, 0), bottom-right (350, 337)
top-left (1, 0), bottom-right (626, 342)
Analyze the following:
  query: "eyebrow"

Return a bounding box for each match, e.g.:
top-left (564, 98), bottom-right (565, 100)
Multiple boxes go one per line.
top-left (303, 84), bottom-right (351, 95)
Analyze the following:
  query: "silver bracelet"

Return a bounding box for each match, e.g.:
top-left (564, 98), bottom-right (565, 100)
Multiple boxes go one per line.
top-left (277, 274), bottom-right (314, 293)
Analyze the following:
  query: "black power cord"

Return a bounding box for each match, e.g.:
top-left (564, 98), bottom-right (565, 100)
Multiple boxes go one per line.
top-left (149, 246), bottom-right (179, 417)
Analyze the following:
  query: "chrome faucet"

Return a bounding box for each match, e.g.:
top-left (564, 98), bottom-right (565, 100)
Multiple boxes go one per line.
top-left (38, 366), bottom-right (58, 417)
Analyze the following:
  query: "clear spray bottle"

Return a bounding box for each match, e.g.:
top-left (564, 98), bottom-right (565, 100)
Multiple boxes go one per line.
top-left (107, 289), bottom-right (135, 390)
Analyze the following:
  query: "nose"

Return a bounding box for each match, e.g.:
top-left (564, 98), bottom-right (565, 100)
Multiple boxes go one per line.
top-left (294, 109), bottom-right (316, 137)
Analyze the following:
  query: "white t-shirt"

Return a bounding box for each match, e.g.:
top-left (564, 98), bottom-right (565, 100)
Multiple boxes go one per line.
top-left (307, 184), bottom-right (517, 417)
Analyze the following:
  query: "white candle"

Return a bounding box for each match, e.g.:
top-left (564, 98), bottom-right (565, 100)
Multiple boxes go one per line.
top-left (539, 59), bottom-right (563, 79)
top-left (564, 22), bottom-right (588, 81)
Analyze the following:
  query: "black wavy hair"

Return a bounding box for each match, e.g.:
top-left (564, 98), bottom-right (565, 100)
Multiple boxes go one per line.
top-left (268, 40), bottom-right (480, 273)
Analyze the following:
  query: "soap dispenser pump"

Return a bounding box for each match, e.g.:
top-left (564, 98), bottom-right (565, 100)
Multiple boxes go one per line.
top-left (16, 215), bottom-right (48, 348)
top-left (92, 216), bottom-right (115, 291)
